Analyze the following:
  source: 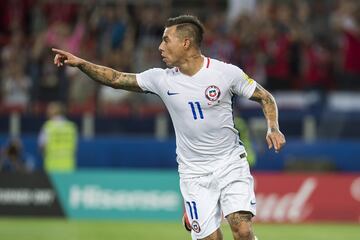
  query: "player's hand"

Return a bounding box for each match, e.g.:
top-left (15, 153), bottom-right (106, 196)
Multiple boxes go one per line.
top-left (52, 48), bottom-right (83, 67)
top-left (266, 127), bottom-right (286, 153)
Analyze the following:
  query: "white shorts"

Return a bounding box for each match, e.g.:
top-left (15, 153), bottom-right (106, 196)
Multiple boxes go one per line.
top-left (180, 157), bottom-right (256, 239)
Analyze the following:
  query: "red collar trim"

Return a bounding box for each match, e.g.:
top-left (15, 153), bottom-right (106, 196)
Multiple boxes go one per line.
top-left (206, 57), bottom-right (210, 68)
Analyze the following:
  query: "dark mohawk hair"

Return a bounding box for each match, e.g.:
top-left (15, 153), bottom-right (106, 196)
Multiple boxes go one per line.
top-left (165, 15), bottom-right (205, 47)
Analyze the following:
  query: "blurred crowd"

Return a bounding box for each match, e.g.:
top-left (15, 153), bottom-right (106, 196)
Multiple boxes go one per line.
top-left (0, 0), bottom-right (359, 116)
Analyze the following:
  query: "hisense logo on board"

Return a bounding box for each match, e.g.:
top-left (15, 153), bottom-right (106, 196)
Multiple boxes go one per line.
top-left (69, 185), bottom-right (180, 211)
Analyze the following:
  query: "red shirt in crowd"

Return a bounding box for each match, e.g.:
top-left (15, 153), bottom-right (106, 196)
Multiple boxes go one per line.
top-left (343, 31), bottom-right (360, 74)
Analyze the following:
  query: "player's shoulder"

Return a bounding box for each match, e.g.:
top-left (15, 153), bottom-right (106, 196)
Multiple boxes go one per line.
top-left (207, 57), bottom-right (243, 73)
top-left (141, 67), bottom-right (166, 75)
top-left (137, 67), bottom-right (168, 82)
top-left (207, 57), bottom-right (245, 80)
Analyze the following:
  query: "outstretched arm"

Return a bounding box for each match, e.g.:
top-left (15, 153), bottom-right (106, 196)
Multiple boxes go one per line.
top-left (249, 83), bottom-right (286, 152)
top-left (52, 48), bottom-right (143, 92)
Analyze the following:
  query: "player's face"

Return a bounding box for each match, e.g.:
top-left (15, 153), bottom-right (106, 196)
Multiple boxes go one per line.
top-left (159, 26), bottom-right (185, 67)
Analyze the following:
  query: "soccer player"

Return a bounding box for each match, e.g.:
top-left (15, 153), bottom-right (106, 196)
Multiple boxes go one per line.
top-left (52, 15), bottom-right (285, 240)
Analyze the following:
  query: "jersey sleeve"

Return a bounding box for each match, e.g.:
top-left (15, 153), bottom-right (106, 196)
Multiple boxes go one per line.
top-left (228, 64), bottom-right (257, 99)
top-left (136, 68), bottom-right (165, 94)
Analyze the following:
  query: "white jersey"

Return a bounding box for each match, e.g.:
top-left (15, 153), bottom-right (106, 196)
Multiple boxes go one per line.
top-left (136, 57), bottom-right (257, 178)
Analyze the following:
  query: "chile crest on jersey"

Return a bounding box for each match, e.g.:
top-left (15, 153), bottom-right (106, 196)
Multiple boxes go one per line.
top-left (205, 85), bottom-right (221, 101)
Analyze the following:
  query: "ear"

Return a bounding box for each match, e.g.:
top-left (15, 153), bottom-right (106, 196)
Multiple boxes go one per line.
top-left (183, 38), bottom-right (191, 49)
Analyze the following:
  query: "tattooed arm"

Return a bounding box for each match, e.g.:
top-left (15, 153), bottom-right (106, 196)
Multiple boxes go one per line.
top-left (52, 48), bottom-right (142, 92)
top-left (77, 61), bottom-right (142, 92)
top-left (249, 83), bottom-right (286, 152)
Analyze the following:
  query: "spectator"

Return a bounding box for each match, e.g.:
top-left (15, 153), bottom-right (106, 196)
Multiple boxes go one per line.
top-left (1, 62), bottom-right (32, 109)
top-left (259, 21), bottom-right (292, 90)
top-left (332, 0), bottom-right (360, 89)
top-left (203, 13), bottom-right (236, 62)
top-left (38, 102), bottom-right (78, 172)
top-left (67, 67), bottom-right (97, 108)
top-left (302, 36), bottom-right (335, 90)
top-left (0, 138), bottom-right (35, 173)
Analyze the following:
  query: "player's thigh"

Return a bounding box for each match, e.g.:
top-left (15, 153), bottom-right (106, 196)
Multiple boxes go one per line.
top-left (180, 176), bottom-right (222, 239)
top-left (219, 163), bottom-right (256, 217)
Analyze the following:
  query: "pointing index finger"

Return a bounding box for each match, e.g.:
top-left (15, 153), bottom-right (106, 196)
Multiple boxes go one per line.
top-left (52, 48), bottom-right (67, 55)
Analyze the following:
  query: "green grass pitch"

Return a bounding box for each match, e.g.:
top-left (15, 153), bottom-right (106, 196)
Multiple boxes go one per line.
top-left (0, 218), bottom-right (359, 240)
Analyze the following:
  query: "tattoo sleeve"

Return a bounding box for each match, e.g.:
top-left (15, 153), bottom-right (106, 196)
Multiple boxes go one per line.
top-left (249, 84), bottom-right (279, 130)
top-left (78, 61), bottom-right (143, 92)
